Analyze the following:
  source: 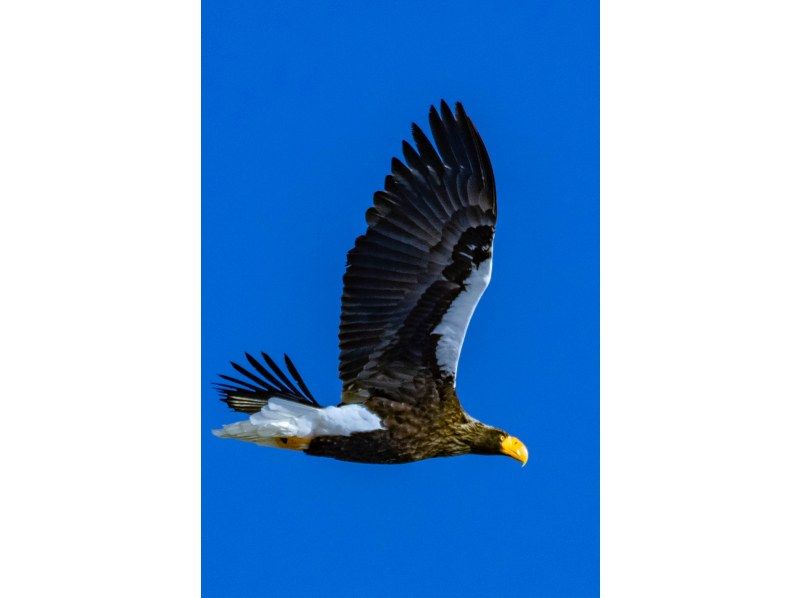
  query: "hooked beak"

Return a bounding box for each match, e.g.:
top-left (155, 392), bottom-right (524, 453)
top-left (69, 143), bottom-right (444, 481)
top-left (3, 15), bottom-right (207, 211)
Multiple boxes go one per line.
top-left (500, 435), bottom-right (529, 466)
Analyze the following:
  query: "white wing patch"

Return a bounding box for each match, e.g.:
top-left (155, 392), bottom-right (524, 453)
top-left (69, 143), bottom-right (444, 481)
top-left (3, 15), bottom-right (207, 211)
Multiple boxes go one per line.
top-left (432, 257), bottom-right (493, 383)
top-left (213, 399), bottom-right (383, 446)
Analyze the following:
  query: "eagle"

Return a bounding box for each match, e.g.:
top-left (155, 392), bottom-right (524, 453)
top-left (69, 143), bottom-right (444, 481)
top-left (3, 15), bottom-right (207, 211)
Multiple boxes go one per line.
top-left (213, 101), bottom-right (528, 466)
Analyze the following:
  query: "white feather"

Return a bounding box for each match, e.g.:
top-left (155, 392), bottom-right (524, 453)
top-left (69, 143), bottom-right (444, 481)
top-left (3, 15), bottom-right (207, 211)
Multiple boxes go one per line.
top-left (432, 257), bottom-right (492, 383)
top-left (213, 399), bottom-right (383, 445)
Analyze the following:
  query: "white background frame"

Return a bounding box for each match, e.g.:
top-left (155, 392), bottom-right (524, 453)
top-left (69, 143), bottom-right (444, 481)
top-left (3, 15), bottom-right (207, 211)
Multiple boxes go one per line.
top-left (2, 1), bottom-right (798, 595)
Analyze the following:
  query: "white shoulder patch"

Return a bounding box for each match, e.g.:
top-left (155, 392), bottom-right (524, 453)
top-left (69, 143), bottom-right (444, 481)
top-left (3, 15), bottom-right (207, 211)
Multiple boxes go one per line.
top-left (432, 257), bottom-right (492, 383)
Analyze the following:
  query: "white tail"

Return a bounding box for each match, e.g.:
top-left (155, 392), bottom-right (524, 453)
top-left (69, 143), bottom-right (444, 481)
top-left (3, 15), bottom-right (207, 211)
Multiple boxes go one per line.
top-left (213, 398), bottom-right (384, 449)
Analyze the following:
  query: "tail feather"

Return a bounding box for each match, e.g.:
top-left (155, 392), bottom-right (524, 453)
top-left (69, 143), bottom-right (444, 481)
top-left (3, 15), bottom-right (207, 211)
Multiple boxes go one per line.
top-left (213, 398), bottom-right (319, 450)
top-left (214, 352), bottom-right (319, 413)
top-left (211, 421), bottom-right (311, 450)
top-left (212, 398), bottom-right (384, 449)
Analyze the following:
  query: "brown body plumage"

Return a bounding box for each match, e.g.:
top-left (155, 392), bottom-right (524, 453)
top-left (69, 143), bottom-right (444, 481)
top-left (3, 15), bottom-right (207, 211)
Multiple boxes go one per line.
top-left (307, 382), bottom-right (504, 464)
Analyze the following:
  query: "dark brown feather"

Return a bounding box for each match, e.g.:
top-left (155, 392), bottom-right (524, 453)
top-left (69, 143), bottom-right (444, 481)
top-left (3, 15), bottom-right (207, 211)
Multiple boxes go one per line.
top-left (338, 101), bottom-right (496, 402)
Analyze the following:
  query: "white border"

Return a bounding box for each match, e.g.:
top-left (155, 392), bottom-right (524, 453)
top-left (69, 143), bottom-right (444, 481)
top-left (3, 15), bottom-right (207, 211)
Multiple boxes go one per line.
top-left (602, 1), bottom-right (800, 595)
top-left (0, 2), bottom-right (200, 595)
top-left (2, 1), bottom-right (799, 595)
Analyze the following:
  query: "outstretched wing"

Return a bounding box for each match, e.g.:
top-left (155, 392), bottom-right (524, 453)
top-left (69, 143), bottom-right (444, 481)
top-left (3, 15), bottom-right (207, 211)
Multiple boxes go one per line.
top-left (339, 101), bottom-right (496, 402)
top-left (215, 352), bottom-right (319, 413)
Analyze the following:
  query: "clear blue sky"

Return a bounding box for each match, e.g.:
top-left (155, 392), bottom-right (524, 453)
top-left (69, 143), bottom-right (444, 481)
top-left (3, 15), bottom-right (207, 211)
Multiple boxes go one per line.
top-left (203, 2), bottom-right (598, 596)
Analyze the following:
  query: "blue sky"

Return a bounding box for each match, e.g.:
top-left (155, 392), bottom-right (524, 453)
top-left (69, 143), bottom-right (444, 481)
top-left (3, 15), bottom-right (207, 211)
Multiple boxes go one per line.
top-left (203, 2), bottom-right (598, 596)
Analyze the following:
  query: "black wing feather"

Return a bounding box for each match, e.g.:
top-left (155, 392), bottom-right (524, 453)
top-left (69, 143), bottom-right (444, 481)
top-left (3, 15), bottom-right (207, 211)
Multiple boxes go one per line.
top-left (260, 352), bottom-right (303, 397)
top-left (283, 354), bottom-right (317, 404)
top-left (216, 352), bottom-right (319, 413)
top-left (244, 352), bottom-right (291, 393)
top-left (338, 101), bottom-right (497, 401)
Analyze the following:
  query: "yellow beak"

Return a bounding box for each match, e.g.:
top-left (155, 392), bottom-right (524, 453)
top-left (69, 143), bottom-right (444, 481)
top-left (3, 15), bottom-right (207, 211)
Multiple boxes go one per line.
top-left (500, 435), bottom-right (529, 466)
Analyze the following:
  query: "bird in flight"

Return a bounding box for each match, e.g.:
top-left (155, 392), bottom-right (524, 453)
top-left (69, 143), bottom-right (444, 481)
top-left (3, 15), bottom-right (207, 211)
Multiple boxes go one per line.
top-left (213, 101), bottom-right (528, 466)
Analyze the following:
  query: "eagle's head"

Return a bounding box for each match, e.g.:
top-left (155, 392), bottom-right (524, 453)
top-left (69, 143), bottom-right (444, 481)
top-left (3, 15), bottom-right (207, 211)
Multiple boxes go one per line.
top-left (466, 426), bottom-right (529, 466)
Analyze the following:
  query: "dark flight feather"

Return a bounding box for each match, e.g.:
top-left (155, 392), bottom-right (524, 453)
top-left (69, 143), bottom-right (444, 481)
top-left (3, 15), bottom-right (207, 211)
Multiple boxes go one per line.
top-left (283, 354), bottom-right (317, 404)
top-left (216, 352), bottom-right (319, 413)
top-left (338, 101), bottom-right (497, 399)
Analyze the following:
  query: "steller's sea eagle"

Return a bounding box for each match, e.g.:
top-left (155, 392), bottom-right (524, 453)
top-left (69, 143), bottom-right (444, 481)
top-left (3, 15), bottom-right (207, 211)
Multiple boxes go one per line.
top-left (213, 101), bottom-right (528, 466)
